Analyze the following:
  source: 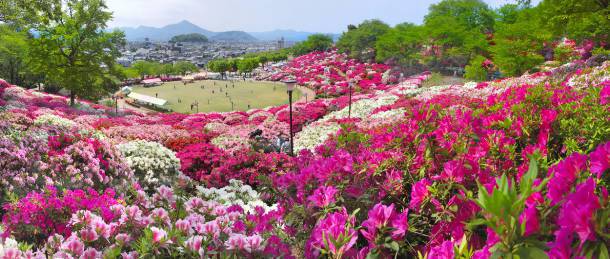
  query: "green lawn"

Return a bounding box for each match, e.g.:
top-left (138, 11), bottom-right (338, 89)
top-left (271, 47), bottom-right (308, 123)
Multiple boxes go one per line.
top-left (130, 80), bottom-right (302, 113)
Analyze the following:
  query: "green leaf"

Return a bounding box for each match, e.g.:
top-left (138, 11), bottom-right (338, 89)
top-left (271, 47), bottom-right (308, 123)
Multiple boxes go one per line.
top-left (515, 246), bottom-right (549, 259)
top-left (600, 244), bottom-right (609, 259)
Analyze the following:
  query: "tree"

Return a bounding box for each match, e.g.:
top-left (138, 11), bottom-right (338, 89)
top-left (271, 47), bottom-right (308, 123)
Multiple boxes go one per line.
top-left (464, 55), bottom-right (489, 81)
top-left (208, 59), bottom-right (230, 79)
top-left (375, 23), bottom-right (425, 68)
top-left (237, 58), bottom-right (259, 76)
top-left (173, 61), bottom-right (198, 75)
top-left (9, 0), bottom-right (126, 105)
top-left (538, 0), bottom-right (609, 42)
top-left (291, 34), bottom-right (334, 56)
top-left (0, 24), bottom-right (33, 86)
top-left (132, 61), bottom-right (160, 78)
top-left (425, 0), bottom-right (495, 33)
top-left (491, 8), bottom-right (551, 76)
top-left (336, 19), bottom-right (391, 61)
top-left (422, 14), bottom-right (489, 69)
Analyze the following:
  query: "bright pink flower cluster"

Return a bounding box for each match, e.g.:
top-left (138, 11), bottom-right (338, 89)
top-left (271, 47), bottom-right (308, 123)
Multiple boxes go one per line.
top-left (2, 187), bottom-right (118, 244)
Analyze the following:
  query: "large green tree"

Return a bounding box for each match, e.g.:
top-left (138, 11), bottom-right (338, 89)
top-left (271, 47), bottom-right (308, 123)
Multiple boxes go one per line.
top-left (336, 19), bottom-right (391, 61)
top-left (539, 0), bottom-right (609, 42)
top-left (0, 25), bottom-right (33, 86)
top-left (291, 34), bottom-right (334, 56)
top-left (425, 0), bottom-right (496, 32)
top-left (208, 59), bottom-right (230, 79)
top-left (375, 23), bottom-right (425, 68)
top-left (5, 0), bottom-right (126, 105)
top-left (173, 61), bottom-right (198, 75)
top-left (491, 7), bottom-right (551, 76)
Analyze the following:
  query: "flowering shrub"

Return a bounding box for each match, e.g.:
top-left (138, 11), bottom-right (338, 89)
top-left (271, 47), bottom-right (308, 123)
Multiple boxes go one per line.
top-left (33, 113), bottom-right (76, 129)
top-left (118, 140), bottom-right (181, 191)
top-left (47, 137), bottom-right (134, 193)
top-left (197, 179), bottom-right (278, 213)
top-left (0, 51), bottom-right (608, 258)
top-left (1, 187), bottom-right (118, 245)
top-left (9, 185), bottom-right (293, 258)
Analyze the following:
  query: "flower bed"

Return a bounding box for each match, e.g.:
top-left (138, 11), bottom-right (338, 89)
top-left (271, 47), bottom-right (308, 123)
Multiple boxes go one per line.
top-left (0, 54), bottom-right (608, 258)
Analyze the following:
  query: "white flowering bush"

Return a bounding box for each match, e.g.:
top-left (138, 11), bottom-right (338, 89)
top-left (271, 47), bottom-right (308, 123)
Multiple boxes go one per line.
top-left (118, 140), bottom-right (180, 191)
top-left (33, 114), bottom-right (76, 129)
top-left (319, 94), bottom-right (399, 122)
top-left (294, 122), bottom-right (341, 153)
top-left (567, 61), bottom-right (610, 88)
top-left (196, 179), bottom-right (277, 213)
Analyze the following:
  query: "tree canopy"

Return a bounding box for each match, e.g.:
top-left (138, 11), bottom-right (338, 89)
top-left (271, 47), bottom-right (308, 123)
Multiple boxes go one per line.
top-left (169, 33), bottom-right (209, 43)
top-left (334, 0), bottom-right (608, 78)
top-left (336, 19), bottom-right (391, 61)
top-left (292, 34), bottom-right (334, 56)
top-left (2, 0), bottom-right (126, 105)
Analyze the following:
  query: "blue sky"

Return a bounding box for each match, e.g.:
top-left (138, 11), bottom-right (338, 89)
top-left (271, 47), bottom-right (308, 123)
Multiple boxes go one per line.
top-left (107, 0), bottom-right (540, 33)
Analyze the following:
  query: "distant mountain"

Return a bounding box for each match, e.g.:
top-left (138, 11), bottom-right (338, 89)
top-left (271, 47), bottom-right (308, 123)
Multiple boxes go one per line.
top-left (249, 30), bottom-right (339, 42)
top-left (116, 20), bottom-right (338, 43)
top-left (210, 31), bottom-right (257, 42)
top-left (119, 20), bottom-right (214, 41)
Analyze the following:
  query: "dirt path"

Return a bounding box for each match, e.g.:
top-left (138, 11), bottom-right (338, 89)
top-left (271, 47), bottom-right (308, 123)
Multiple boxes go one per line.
top-left (116, 98), bottom-right (156, 115)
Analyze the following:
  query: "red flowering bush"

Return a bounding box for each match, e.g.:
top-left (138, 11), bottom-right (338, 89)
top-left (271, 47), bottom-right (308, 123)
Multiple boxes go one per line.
top-left (177, 142), bottom-right (228, 185)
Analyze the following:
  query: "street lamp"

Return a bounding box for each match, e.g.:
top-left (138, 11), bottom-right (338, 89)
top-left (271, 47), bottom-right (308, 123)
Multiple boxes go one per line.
top-left (112, 95), bottom-right (119, 114)
top-left (348, 79), bottom-right (354, 119)
top-left (283, 79), bottom-right (296, 156)
top-left (346, 71), bottom-right (354, 119)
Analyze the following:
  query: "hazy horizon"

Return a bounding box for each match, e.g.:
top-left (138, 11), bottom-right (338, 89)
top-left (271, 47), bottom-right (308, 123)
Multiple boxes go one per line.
top-left (107, 0), bottom-right (540, 33)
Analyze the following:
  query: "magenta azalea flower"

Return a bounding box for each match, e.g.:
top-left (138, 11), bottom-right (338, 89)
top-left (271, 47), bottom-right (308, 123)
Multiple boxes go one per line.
top-left (546, 153), bottom-right (588, 204)
top-left (409, 178), bottom-right (431, 211)
top-left (599, 81), bottom-right (610, 105)
top-left (549, 178), bottom-right (600, 257)
top-left (518, 205), bottom-right (540, 237)
top-left (360, 203), bottom-right (409, 246)
top-left (589, 141), bottom-right (609, 178)
top-left (308, 208), bottom-right (358, 258)
top-left (307, 186), bottom-right (339, 208)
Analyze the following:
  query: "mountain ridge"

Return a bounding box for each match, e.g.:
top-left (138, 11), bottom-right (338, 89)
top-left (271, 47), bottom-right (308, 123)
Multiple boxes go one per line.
top-left (115, 20), bottom-right (338, 42)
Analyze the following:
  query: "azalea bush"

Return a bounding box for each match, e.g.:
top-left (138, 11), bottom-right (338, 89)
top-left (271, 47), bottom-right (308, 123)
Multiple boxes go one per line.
top-left (1, 187), bottom-right (119, 246)
top-left (118, 140), bottom-right (181, 192)
top-left (0, 51), bottom-right (608, 258)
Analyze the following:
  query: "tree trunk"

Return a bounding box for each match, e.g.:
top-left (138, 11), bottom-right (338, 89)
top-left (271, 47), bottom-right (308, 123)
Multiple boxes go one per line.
top-left (70, 90), bottom-right (75, 106)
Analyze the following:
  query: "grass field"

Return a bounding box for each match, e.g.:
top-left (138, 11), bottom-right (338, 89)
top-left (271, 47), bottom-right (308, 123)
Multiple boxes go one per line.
top-left (130, 80), bottom-right (302, 113)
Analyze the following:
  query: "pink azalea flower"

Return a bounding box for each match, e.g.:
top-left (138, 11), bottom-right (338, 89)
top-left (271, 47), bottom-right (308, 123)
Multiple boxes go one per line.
top-left (589, 141), bottom-right (609, 178)
top-left (546, 153), bottom-right (588, 204)
top-left (245, 235), bottom-right (264, 253)
top-left (556, 178), bottom-right (600, 244)
top-left (184, 236), bottom-right (204, 252)
top-left (518, 205), bottom-right (540, 237)
top-left (79, 228), bottom-right (98, 242)
top-left (308, 208), bottom-right (357, 258)
top-left (61, 235), bottom-right (85, 256)
top-left (225, 233), bottom-right (248, 251)
top-left (428, 240), bottom-right (454, 259)
top-left (307, 186), bottom-right (339, 208)
top-left (81, 248), bottom-right (101, 259)
top-left (150, 227), bottom-right (167, 244)
top-left (599, 81), bottom-right (610, 105)
top-left (409, 178), bottom-right (431, 211)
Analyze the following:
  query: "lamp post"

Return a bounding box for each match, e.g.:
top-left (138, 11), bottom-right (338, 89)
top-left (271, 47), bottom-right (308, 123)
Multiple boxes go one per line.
top-left (348, 79), bottom-right (354, 119)
top-left (112, 95), bottom-right (119, 114)
top-left (346, 71), bottom-right (354, 119)
top-left (284, 79), bottom-right (296, 156)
